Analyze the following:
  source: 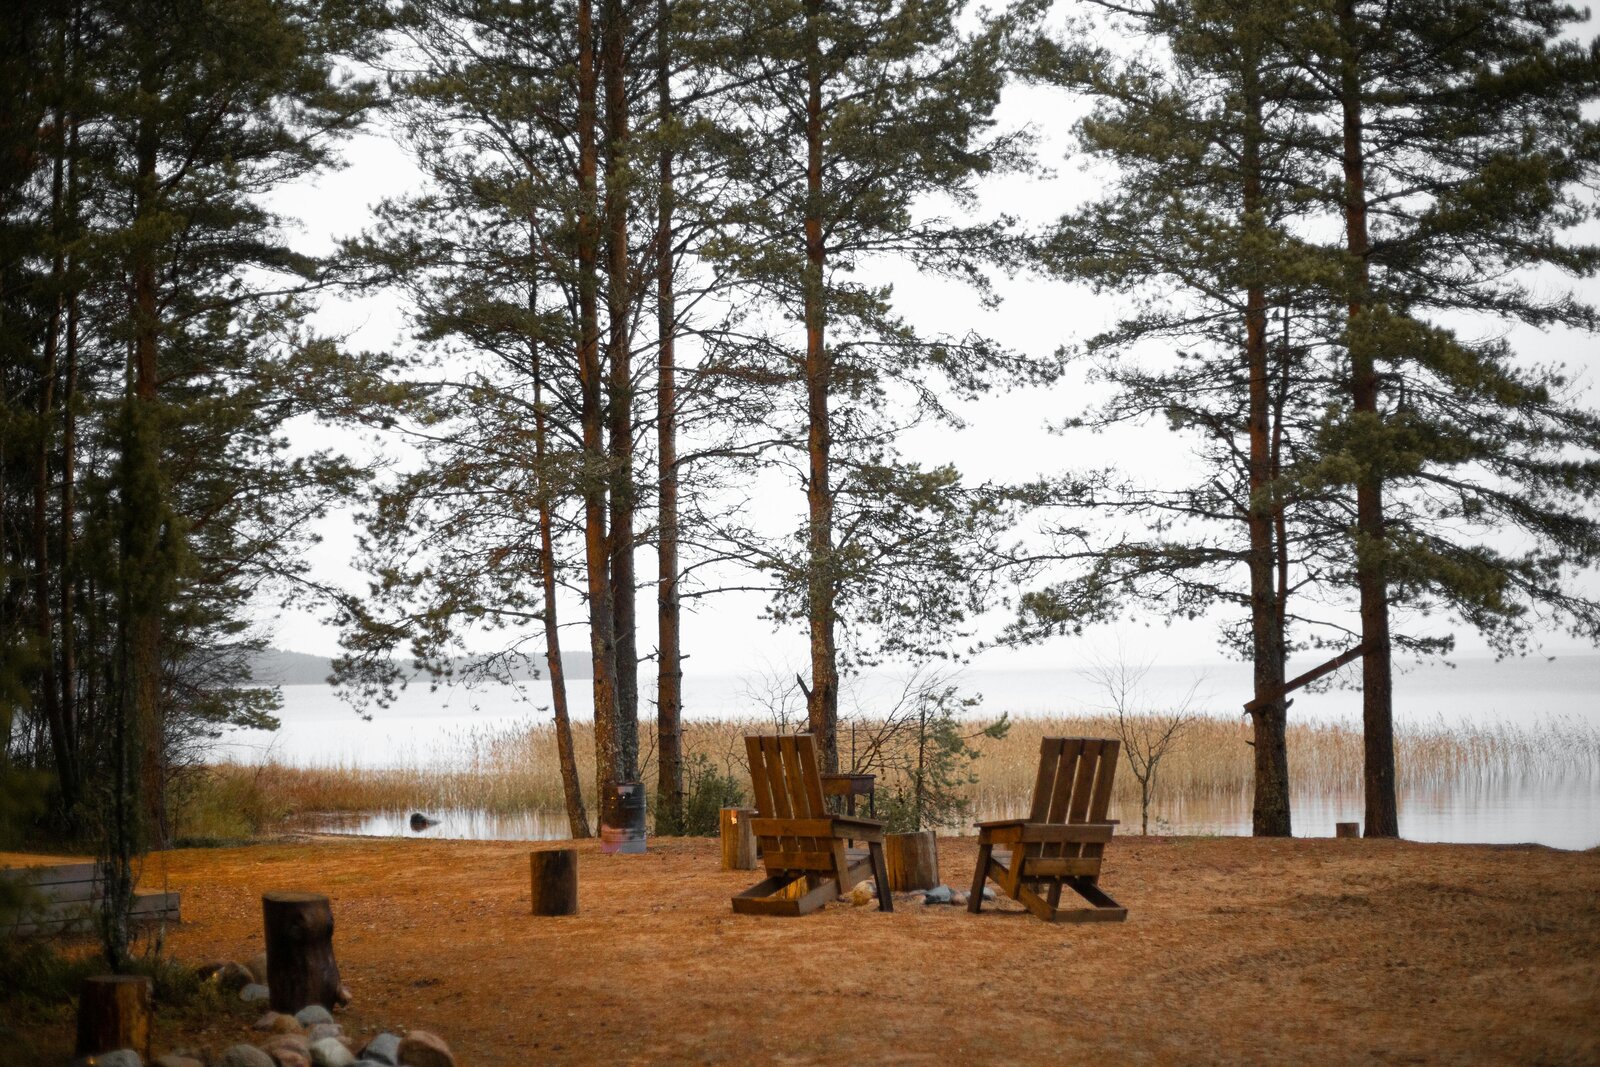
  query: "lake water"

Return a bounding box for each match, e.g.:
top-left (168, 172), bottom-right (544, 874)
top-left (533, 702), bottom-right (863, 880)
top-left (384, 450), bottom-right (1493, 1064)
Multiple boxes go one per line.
top-left (220, 655), bottom-right (1600, 850)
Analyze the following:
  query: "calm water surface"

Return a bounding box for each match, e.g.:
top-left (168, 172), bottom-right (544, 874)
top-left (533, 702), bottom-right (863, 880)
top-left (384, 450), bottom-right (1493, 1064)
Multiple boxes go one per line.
top-left (235, 655), bottom-right (1600, 850)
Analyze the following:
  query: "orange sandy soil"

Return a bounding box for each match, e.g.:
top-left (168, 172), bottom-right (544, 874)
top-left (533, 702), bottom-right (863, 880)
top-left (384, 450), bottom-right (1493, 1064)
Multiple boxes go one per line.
top-left (5, 835), bottom-right (1599, 1065)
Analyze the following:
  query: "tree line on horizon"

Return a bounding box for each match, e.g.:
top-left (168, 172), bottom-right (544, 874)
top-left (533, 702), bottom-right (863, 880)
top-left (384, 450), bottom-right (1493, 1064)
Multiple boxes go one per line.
top-left (3, 0), bottom-right (1600, 955)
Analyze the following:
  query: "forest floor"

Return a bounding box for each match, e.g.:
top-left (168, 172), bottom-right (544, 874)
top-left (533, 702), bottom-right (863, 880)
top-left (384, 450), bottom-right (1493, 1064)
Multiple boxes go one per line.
top-left (3, 834), bottom-right (1598, 1065)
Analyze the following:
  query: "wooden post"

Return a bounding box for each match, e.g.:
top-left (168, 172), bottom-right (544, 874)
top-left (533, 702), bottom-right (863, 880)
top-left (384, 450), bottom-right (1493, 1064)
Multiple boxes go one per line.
top-left (75, 975), bottom-right (151, 1057)
top-left (719, 807), bottom-right (757, 870)
top-left (1336, 821), bottom-right (1360, 838)
top-left (262, 891), bottom-right (343, 1014)
top-left (884, 830), bottom-right (939, 891)
top-left (530, 848), bottom-right (578, 915)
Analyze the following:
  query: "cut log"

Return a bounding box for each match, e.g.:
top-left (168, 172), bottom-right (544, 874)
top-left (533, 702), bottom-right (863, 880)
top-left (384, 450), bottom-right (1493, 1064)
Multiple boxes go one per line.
top-left (530, 848), bottom-right (578, 916)
top-left (719, 807), bottom-right (757, 870)
top-left (884, 830), bottom-right (939, 892)
top-left (75, 975), bottom-right (151, 1057)
top-left (1336, 822), bottom-right (1360, 839)
top-left (263, 891), bottom-right (342, 1014)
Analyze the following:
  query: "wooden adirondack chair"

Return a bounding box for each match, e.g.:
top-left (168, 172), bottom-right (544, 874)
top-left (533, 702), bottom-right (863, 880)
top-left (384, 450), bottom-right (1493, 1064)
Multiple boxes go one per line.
top-left (732, 735), bottom-right (893, 916)
top-left (968, 736), bottom-right (1128, 923)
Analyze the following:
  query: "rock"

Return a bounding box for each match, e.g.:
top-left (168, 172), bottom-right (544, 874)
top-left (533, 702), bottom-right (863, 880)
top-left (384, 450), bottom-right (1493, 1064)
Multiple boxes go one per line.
top-left (255, 1011), bottom-right (304, 1033)
top-left (334, 984), bottom-right (353, 1009)
top-left (295, 1004), bottom-right (335, 1027)
top-left (240, 982), bottom-right (271, 1003)
top-left (923, 885), bottom-right (953, 905)
top-left (153, 1056), bottom-right (204, 1067)
top-left (310, 1038), bottom-right (356, 1067)
top-left (93, 1052), bottom-right (142, 1067)
top-left (268, 1052), bottom-right (309, 1067)
top-left (360, 1034), bottom-right (401, 1066)
top-left (202, 960), bottom-right (254, 992)
top-left (308, 1023), bottom-right (344, 1042)
top-left (217, 1047), bottom-right (276, 1067)
top-left (847, 883), bottom-right (875, 906)
top-left (950, 890), bottom-right (968, 906)
top-left (408, 812), bottom-right (438, 831)
top-left (262, 1035), bottom-right (310, 1057)
top-left (396, 1030), bottom-right (456, 1067)
top-left (982, 886), bottom-right (996, 900)
top-left (247, 950), bottom-right (271, 984)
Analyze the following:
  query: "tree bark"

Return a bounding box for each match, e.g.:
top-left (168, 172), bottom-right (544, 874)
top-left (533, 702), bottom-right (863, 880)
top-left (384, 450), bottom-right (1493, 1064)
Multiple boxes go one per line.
top-left (1241, 66), bottom-right (1291, 837)
top-left (884, 830), bottom-right (939, 891)
top-left (801, 0), bottom-right (839, 774)
top-left (529, 848), bottom-right (579, 915)
top-left (654, 0), bottom-right (684, 833)
top-left (1338, 0), bottom-right (1398, 838)
top-left (126, 105), bottom-right (167, 847)
top-left (531, 259), bottom-right (590, 840)
top-left (577, 0), bottom-right (625, 819)
top-left (602, 0), bottom-right (639, 783)
top-left (262, 891), bottom-right (343, 1013)
top-left (75, 975), bottom-right (151, 1057)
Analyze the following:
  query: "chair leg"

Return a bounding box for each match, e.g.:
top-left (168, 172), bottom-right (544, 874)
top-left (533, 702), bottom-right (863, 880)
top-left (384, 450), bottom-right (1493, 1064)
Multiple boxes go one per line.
top-left (869, 840), bottom-right (893, 912)
top-left (969, 843), bottom-right (991, 913)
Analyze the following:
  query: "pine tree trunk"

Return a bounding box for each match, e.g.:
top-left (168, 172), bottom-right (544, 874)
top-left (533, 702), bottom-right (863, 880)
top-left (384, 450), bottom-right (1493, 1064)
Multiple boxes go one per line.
top-left (1338, 0), bottom-right (1398, 838)
top-left (1241, 69), bottom-right (1291, 837)
top-left (59, 93), bottom-right (82, 814)
top-left (127, 112), bottom-right (167, 848)
top-left (602, 0), bottom-right (639, 783)
top-left (531, 268), bottom-right (590, 840)
top-left (654, 0), bottom-right (684, 834)
top-left (802, 0), bottom-right (839, 774)
top-left (576, 0), bottom-right (625, 816)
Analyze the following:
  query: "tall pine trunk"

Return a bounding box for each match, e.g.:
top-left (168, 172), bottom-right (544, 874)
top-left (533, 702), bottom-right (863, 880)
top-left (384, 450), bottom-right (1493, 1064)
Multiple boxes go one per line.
top-left (1241, 67), bottom-right (1291, 837)
top-left (654, 0), bottom-right (684, 832)
top-left (801, 0), bottom-right (839, 773)
top-left (601, 0), bottom-right (639, 784)
top-left (126, 110), bottom-right (167, 848)
top-left (576, 0), bottom-right (625, 821)
top-left (530, 246), bottom-right (590, 839)
top-left (1338, 0), bottom-right (1398, 838)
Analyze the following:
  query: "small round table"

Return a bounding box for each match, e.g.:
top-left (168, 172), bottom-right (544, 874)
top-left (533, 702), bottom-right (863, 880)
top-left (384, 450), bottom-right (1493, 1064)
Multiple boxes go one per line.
top-left (820, 772), bottom-right (876, 818)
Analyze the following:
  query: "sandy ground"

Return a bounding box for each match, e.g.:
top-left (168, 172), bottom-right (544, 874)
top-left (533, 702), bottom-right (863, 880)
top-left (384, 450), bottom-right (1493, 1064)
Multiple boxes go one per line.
top-left (4, 835), bottom-right (1598, 1065)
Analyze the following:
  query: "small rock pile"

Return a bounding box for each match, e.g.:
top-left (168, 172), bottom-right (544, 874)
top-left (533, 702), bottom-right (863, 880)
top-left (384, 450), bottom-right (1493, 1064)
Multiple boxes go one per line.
top-left (77, 956), bottom-right (457, 1067)
top-left (845, 880), bottom-right (997, 907)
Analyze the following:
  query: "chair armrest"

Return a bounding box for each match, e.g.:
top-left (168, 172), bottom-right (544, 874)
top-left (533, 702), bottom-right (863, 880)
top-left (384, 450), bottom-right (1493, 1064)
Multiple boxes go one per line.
top-left (1019, 822), bottom-right (1116, 844)
top-left (974, 818), bottom-right (1029, 830)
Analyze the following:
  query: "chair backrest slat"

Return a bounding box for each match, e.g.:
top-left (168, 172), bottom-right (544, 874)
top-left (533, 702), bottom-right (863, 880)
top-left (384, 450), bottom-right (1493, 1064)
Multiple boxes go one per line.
top-left (746, 734), bottom-right (832, 865)
top-left (1029, 738), bottom-right (1064, 822)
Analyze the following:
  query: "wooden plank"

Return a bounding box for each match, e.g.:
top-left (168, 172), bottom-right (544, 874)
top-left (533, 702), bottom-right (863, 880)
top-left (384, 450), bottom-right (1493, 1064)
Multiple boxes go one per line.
top-left (1018, 823), bottom-right (1115, 844)
top-left (731, 896), bottom-right (802, 917)
top-left (1028, 738), bottom-right (1062, 822)
top-left (1020, 857), bottom-right (1101, 878)
top-left (745, 736), bottom-right (776, 821)
top-left (1051, 906), bottom-right (1129, 924)
top-left (0, 862), bottom-right (99, 888)
top-left (757, 849), bottom-right (834, 870)
top-left (794, 735), bottom-right (828, 818)
top-left (750, 817), bottom-right (835, 838)
top-left (1083, 738), bottom-right (1121, 867)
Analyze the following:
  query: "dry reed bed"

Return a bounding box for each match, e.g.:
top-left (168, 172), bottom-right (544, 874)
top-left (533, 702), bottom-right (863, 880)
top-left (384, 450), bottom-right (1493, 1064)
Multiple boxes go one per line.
top-left (179, 712), bottom-right (1600, 838)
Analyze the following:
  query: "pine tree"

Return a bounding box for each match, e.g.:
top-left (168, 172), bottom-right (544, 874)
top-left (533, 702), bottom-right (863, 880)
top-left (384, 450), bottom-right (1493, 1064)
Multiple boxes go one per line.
top-left (1292, 0), bottom-right (1600, 836)
top-left (1018, 0), bottom-right (1335, 835)
top-left (713, 0), bottom-right (1047, 771)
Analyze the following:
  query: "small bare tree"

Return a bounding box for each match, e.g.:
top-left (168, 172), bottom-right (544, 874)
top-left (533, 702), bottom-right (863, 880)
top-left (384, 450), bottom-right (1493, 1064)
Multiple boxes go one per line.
top-left (1082, 652), bottom-right (1200, 835)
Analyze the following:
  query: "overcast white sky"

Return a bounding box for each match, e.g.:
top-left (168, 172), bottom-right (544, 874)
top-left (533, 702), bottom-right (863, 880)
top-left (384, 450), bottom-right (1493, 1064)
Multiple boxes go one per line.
top-left (256, 13), bottom-right (1600, 679)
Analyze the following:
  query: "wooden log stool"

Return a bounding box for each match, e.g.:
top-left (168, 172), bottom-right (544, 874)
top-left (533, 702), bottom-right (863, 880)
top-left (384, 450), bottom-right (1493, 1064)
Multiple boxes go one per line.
top-left (76, 975), bottom-right (151, 1058)
top-left (1336, 821), bottom-right (1360, 838)
top-left (530, 848), bottom-right (578, 915)
top-left (262, 891), bottom-right (343, 1014)
top-left (719, 807), bottom-right (758, 871)
top-left (884, 830), bottom-right (939, 891)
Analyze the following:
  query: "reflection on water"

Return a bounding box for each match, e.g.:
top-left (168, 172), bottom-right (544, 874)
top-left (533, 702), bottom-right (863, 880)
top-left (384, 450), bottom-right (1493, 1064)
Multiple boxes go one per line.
top-left (292, 776), bottom-right (1600, 849)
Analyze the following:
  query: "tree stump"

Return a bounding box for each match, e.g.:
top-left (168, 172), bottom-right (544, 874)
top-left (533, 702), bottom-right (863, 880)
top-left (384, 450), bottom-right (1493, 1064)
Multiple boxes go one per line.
top-left (884, 830), bottom-right (939, 891)
top-left (1336, 822), bottom-right (1360, 838)
top-left (75, 975), bottom-right (151, 1057)
top-left (530, 848), bottom-right (578, 916)
top-left (719, 807), bottom-right (757, 870)
top-left (263, 891), bottom-right (343, 1014)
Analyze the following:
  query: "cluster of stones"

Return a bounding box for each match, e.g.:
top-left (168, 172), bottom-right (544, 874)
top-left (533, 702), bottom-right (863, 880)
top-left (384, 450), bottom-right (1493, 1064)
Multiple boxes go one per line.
top-left (76, 956), bottom-right (456, 1067)
top-left (845, 880), bottom-right (996, 907)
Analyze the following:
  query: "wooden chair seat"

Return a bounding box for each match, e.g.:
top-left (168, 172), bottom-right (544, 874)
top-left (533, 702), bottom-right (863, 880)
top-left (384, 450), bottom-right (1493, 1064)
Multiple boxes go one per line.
top-left (731, 735), bottom-right (893, 917)
top-left (970, 738), bottom-right (1128, 923)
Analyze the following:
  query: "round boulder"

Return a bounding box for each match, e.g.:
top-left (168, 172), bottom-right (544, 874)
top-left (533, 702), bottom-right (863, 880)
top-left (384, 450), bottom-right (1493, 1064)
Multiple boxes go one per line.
top-left (217, 1047), bottom-right (276, 1067)
top-left (395, 1030), bottom-right (456, 1067)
